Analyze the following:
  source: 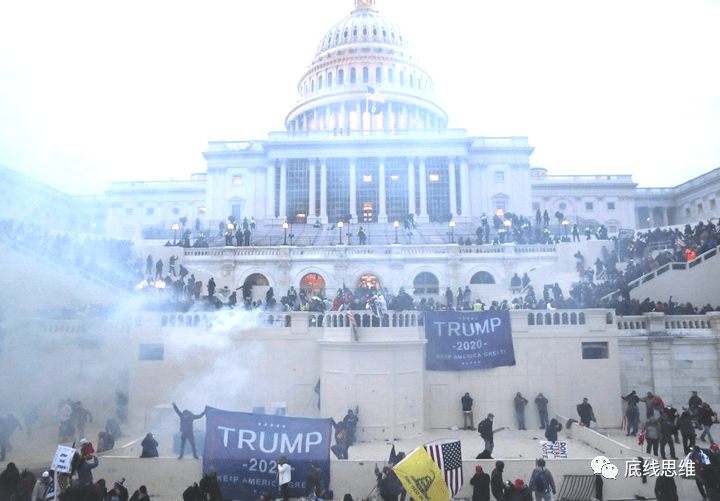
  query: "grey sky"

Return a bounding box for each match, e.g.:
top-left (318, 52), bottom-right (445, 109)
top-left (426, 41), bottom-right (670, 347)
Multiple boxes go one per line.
top-left (0, 0), bottom-right (718, 195)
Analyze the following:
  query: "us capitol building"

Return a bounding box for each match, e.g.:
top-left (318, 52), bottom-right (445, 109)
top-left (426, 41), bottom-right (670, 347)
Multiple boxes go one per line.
top-left (3, 0), bottom-right (720, 470)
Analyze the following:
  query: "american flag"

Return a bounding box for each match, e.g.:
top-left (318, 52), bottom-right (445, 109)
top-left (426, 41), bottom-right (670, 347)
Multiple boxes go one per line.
top-left (347, 311), bottom-right (358, 341)
top-left (675, 236), bottom-right (685, 249)
top-left (424, 440), bottom-right (463, 498)
top-left (366, 86), bottom-right (385, 103)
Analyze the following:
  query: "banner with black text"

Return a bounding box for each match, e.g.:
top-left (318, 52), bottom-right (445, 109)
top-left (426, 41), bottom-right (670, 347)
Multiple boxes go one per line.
top-left (203, 407), bottom-right (332, 500)
top-left (424, 310), bottom-right (515, 370)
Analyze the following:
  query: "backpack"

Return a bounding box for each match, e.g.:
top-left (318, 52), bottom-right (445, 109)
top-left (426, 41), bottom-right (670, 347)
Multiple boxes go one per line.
top-left (646, 425), bottom-right (659, 440)
top-left (530, 469), bottom-right (548, 492)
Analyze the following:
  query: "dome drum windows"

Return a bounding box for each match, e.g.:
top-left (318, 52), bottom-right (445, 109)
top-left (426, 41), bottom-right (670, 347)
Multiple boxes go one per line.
top-left (362, 67), bottom-right (369, 83)
top-left (351, 67), bottom-right (357, 84)
top-left (327, 72), bottom-right (333, 87)
top-left (388, 68), bottom-right (394, 84)
top-left (338, 69), bottom-right (344, 85)
top-left (376, 67), bottom-right (382, 83)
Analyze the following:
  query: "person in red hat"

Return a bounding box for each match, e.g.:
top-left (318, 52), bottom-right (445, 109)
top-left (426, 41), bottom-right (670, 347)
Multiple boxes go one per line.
top-left (470, 465), bottom-right (490, 501)
top-left (506, 479), bottom-right (532, 501)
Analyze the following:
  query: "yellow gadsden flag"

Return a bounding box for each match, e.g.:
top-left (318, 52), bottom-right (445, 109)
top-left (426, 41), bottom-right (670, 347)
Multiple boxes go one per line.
top-left (393, 446), bottom-right (450, 501)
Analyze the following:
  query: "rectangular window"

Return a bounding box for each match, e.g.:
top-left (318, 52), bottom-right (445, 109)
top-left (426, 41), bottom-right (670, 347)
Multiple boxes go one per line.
top-left (232, 175), bottom-right (243, 186)
top-left (582, 342), bottom-right (608, 359)
top-left (685, 208), bottom-right (691, 217)
top-left (607, 202), bottom-right (615, 210)
top-left (428, 174), bottom-right (439, 182)
top-left (711, 199), bottom-right (716, 209)
top-left (146, 207), bottom-right (154, 216)
top-left (698, 203), bottom-right (704, 213)
top-left (494, 171), bottom-right (504, 182)
top-left (139, 343), bottom-right (164, 361)
top-left (585, 202), bottom-right (594, 211)
top-left (125, 208), bottom-right (133, 216)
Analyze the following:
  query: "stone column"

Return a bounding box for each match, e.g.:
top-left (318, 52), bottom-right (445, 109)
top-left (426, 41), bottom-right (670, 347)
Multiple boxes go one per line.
top-left (313, 109), bottom-right (318, 131)
top-left (356, 102), bottom-right (362, 133)
top-left (266, 160), bottom-right (276, 220)
top-left (378, 157), bottom-right (387, 222)
top-left (309, 161), bottom-right (316, 221)
top-left (418, 157), bottom-right (428, 222)
top-left (408, 158), bottom-right (416, 216)
top-left (279, 160), bottom-right (287, 220)
top-left (320, 159), bottom-right (328, 224)
top-left (448, 158), bottom-right (457, 218)
top-left (460, 158), bottom-right (470, 218)
top-left (340, 103), bottom-right (346, 131)
top-left (350, 157), bottom-right (357, 222)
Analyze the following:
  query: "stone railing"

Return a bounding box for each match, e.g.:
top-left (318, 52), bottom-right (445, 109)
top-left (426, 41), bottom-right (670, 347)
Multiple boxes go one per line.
top-left (616, 312), bottom-right (719, 334)
top-left (183, 243), bottom-right (560, 260)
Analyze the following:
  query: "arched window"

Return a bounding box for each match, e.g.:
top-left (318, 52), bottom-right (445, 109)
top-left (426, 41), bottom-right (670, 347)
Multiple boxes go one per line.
top-left (318, 75), bottom-right (323, 90)
top-left (311, 80), bottom-right (315, 92)
top-left (388, 68), bottom-right (394, 84)
top-left (376, 67), bottom-right (382, 83)
top-left (413, 272), bottom-right (439, 294)
top-left (300, 273), bottom-right (325, 296)
top-left (350, 67), bottom-right (356, 84)
top-left (362, 27), bottom-right (368, 36)
top-left (338, 69), bottom-right (344, 85)
top-left (244, 273), bottom-right (269, 287)
top-left (409, 74), bottom-right (414, 88)
top-left (358, 274), bottom-right (381, 291)
top-left (363, 67), bottom-right (369, 83)
top-left (327, 72), bottom-right (333, 87)
top-left (470, 271), bottom-right (496, 284)
top-left (399, 71), bottom-right (404, 86)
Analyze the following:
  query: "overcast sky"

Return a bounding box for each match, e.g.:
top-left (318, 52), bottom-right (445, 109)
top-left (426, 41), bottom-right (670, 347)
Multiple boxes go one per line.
top-left (1, 0), bottom-right (719, 195)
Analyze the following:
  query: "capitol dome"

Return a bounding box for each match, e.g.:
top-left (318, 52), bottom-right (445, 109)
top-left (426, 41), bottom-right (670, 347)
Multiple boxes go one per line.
top-left (285, 0), bottom-right (448, 133)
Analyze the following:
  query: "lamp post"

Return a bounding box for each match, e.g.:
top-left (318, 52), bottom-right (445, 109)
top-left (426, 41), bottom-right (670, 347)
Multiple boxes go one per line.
top-left (449, 219), bottom-right (456, 243)
top-left (282, 222), bottom-right (289, 245)
top-left (393, 220), bottom-right (399, 244)
top-left (503, 218), bottom-right (512, 242)
top-left (337, 221), bottom-right (344, 244)
top-left (171, 223), bottom-right (180, 245)
top-left (562, 218), bottom-right (569, 237)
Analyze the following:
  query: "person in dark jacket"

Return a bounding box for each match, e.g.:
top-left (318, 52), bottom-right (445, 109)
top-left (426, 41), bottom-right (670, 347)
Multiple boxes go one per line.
top-left (462, 393), bottom-right (474, 430)
top-left (306, 463), bottom-right (326, 498)
top-left (576, 398), bottom-right (596, 428)
top-left (112, 478), bottom-right (130, 501)
top-left (514, 393), bottom-right (529, 430)
top-left (0, 462), bottom-right (20, 498)
top-left (470, 465), bottom-right (490, 501)
top-left (654, 475), bottom-right (679, 501)
top-left (534, 393), bottom-right (549, 430)
top-left (659, 413), bottom-right (678, 460)
top-left (545, 418), bottom-right (562, 443)
top-left (622, 390), bottom-right (641, 436)
top-left (173, 402), bottom-right (206, 459)
top-left (490, 461), bottom-right (506, 501)
top-left (140, 432), bottom-right (159, 458)
top-left (699, 403), bottom-right (716, 444)
top-left (678, 411), bottom-right (697, 454)
top-left (479, 414), bottom-right (495, 456)
top-left (376, 466), bottom-right (403, 501)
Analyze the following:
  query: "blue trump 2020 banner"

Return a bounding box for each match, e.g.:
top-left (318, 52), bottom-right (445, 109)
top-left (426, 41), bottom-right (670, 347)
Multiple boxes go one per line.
top-left (424, 310), bottom-right (516, 370)
top-left (203, 407), bottom-right (332, 500)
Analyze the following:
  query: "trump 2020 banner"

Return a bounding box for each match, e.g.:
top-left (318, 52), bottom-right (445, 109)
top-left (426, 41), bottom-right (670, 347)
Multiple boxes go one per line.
top-left (424, 310), bottom-right (515, 371)
top-left (203, 407), bottom-right (332, 500)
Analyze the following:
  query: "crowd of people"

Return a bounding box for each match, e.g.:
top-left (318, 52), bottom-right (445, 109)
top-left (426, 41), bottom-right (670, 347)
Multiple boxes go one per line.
top-left (0, 218), bottom-right (139, 291)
